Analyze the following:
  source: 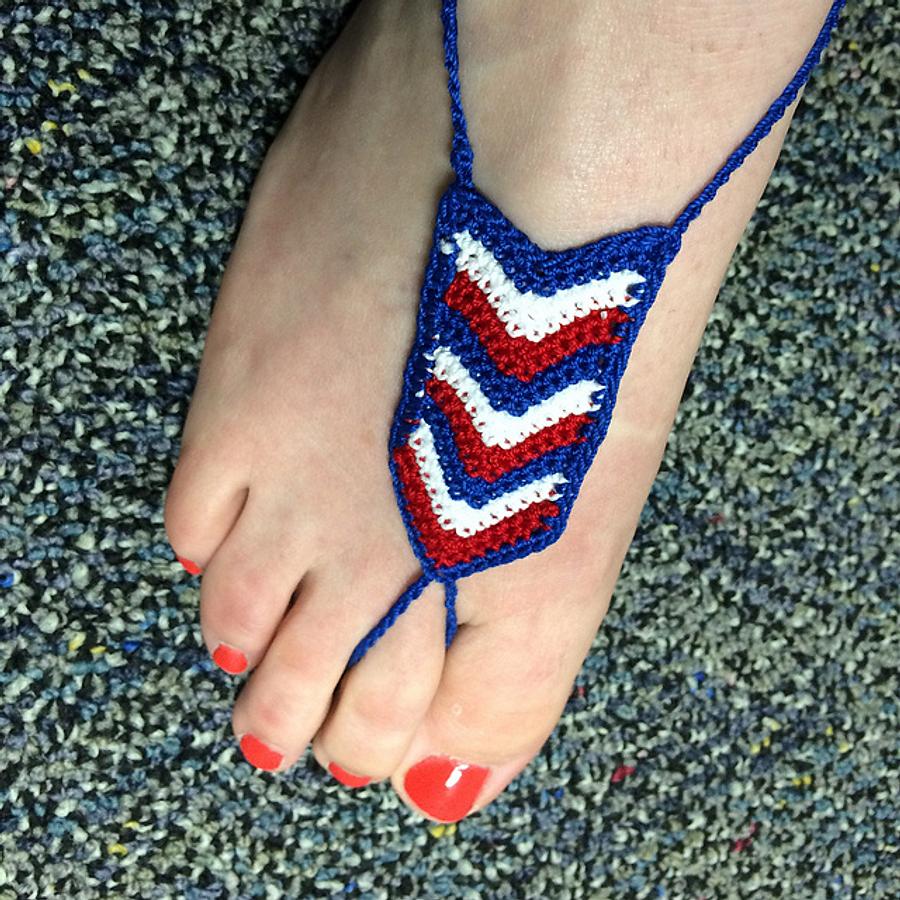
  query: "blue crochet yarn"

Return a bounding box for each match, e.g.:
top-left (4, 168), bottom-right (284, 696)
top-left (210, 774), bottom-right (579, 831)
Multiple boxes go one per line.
top-left (347, 574), bottom-right (432, 669)
top-left (346, 0), bottom-right (847, 670)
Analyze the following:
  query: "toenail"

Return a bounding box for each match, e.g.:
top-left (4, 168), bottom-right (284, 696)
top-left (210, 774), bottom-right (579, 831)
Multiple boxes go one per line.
top-left (176, 555), bottom-right (203, 576)
top-left (238, 733), bottom-right (284, 771)
top-left (328, 762), bottom-right (372, 788)
top-left (212, 643), bottom-right (248, 675)
top-left (403, 755), bottom-right (490, 822)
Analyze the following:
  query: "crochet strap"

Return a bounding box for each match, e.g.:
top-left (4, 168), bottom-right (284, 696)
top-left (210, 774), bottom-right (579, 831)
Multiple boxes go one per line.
top-left (440, 0), bottom-right (474, 186)
top-left (347, 574), bottom-right (459, 668)
top-left (440, 0), bottom-right (847, 229)
top-left (671, 0), bottom-right (847, 236)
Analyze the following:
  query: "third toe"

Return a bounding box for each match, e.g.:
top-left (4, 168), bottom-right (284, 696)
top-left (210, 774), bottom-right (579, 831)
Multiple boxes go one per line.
top-left (230, 567), bottom-right (405, 773)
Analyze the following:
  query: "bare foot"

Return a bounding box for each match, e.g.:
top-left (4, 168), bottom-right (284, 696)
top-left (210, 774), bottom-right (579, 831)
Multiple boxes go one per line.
top-left (164, 0), bottom-right (838, 820)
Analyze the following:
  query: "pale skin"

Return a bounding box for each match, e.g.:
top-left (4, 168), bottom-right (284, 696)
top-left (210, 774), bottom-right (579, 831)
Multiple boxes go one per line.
top-left (164, 0), bottom-right (835, 821)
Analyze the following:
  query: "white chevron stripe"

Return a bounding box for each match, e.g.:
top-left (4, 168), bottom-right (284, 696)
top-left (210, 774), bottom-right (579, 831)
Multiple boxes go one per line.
top-left (428, 346), bottom-right (603, 450)
top-left (440, 230), bottom-right (645, 342)
top-left (408, 421), bottom-right (566, 538)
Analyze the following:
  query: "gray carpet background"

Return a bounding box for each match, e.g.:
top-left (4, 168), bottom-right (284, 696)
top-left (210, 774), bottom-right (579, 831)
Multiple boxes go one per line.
top-left (1, 1), bottom-right (897, 898)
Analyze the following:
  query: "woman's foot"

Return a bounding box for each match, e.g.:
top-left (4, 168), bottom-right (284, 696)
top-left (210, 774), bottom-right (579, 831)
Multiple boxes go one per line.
top-left (164, 0), bottom-right (834, 821)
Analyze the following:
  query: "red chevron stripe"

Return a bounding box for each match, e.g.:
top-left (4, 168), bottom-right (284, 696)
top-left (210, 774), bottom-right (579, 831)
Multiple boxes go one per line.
top-left (443, 271), bottom-right (632, 381)
top-left (426, 378), bottom-right (590, 482)
top-left (393, 443), bottom-right (559, 569)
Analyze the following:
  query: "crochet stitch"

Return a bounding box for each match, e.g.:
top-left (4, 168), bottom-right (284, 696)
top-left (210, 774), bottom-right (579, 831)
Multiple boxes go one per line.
top-left (347, 0), bottom-right (847, 668)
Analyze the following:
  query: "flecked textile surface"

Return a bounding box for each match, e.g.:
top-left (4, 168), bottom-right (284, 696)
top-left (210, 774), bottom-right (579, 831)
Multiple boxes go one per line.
top-left (1, 1), bottom-right (897, 898)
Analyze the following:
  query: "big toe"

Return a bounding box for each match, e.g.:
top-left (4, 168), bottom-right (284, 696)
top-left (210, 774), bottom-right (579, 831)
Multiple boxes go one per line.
top-left (390, 591), bottom-right (603, 823)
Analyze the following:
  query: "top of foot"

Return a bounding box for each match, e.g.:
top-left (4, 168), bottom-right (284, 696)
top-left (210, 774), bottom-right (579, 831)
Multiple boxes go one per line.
top-left (165, 0), bottom-right (836, 821)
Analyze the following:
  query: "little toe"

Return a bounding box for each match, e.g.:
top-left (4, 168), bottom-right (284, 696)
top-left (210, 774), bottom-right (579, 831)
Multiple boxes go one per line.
top-left (164, 440), bottom-right (248, 574)
top-left (198, 492), bottom-right (317, 674)
top-left (311, 581), bottom-right (446, 787)
top-left (391, 601), bottom-right (595, 823)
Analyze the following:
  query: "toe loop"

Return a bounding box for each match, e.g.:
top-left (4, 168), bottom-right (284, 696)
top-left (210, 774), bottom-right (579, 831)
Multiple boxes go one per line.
top-left (347, 573), bottom-right (433, 669)
top-left (443, 580), bottom-right (458, 647)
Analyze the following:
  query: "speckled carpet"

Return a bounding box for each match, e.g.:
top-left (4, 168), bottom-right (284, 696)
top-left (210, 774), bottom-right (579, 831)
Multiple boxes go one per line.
top-left (1, 1), bottom-right (897, 897)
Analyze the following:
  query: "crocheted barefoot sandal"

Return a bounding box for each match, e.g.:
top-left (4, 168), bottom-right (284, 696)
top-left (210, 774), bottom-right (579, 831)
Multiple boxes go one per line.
top-left (348, 0), bottom-right (846, 667)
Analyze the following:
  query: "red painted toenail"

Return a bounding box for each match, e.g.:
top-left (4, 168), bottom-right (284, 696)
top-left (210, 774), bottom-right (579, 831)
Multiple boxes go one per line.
top-left (328, 762), bottom-right (372, 788)
top-left (403, 755), bottom-right (490, 822)
top-left (238, 734), bottom-right (284, 771)
top-left (176, 555), bottom-right (203, 576)
top-left (212, 643), bottom-right (248, 675)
